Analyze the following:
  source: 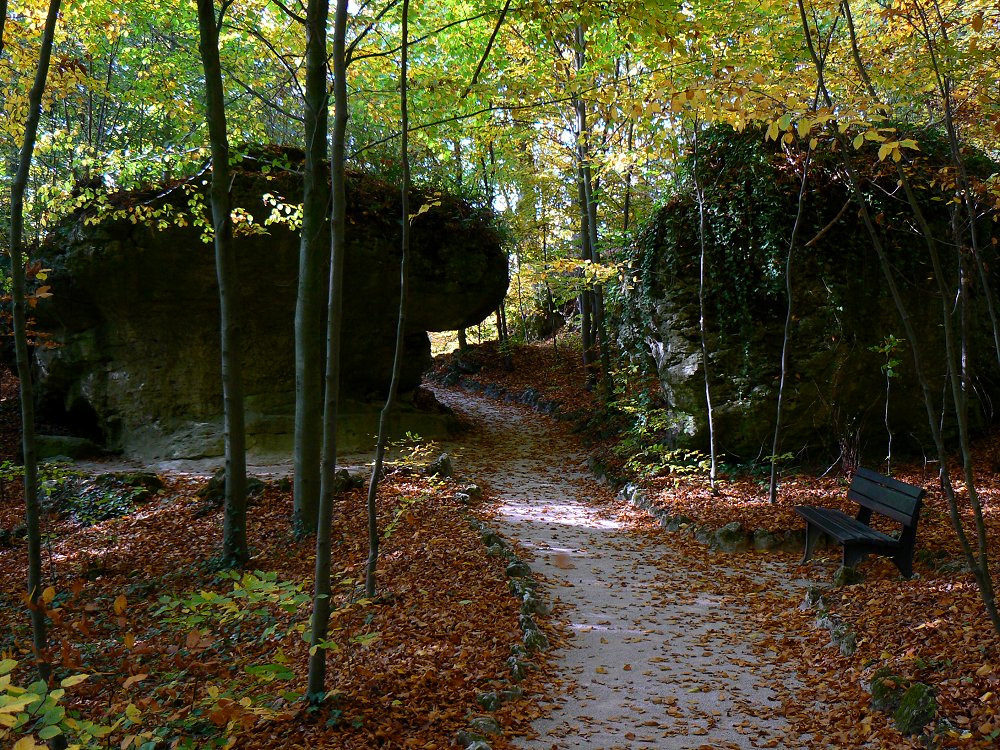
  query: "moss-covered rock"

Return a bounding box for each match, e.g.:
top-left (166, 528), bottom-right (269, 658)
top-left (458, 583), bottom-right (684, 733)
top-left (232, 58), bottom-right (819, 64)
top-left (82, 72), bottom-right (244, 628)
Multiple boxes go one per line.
top-left (620, 125), bottom-right (999, 461)
top-left (893, 682), bottom-right (937, 736)
top-left (33, 158), bottom-right (507, 459)
top-left (870, 668), bottom-right (907, 713)
top-left (713, 521), bottom-right (750, 553)
top-left (833, 565), bottom-right (865, 588)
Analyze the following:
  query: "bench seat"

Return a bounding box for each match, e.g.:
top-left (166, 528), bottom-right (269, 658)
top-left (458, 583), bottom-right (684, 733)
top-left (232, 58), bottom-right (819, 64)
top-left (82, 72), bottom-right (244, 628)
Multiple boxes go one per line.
top-left (795, 468), bottom-right (924, 579)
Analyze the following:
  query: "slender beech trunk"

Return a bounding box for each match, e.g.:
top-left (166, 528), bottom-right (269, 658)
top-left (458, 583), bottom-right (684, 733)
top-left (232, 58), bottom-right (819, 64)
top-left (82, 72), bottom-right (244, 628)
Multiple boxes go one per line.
top-left (577, 173), bottom-right (595, 388)
top-left (496, 303), bottom-right (512, 370)
top-left (842, 0), bottom-right (999, 629)
top-left (803, 0), bottom-right (1000, 633)
top-left (514, 257), bottom-right (528, 342)
top-left (574, 23), bottom-right (610, 398)
top-left (769, 145), bottom-right (811, 502)
top-left (197, 0), bottom-right (248, 567)
top-left (457, 328), bottom-right (467, 352)
top-left (690, 126), bottom-right (718, 494)
top-left (909, 0), bottom-right (1000, 367)
top-left (9, 0), bottom-right (61, 681)
top-left (0, 1), bottom-right (8, 56)
top-left (623, 120), bottom-right (634, 234)
top-left (581, 159), bottom-right (611, 397)
top-left (293, 0), bottom-right (331, 536)
top-left (365, 0), bottom-right (411, 599)
top-left (541, 218), bottom-right (559, 353)
top-left (306, 0), bottom-right (337, 701)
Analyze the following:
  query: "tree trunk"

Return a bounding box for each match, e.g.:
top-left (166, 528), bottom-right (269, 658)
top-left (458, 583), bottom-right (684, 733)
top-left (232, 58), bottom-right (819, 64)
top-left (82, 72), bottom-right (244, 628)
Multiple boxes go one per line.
top-left (0, 1), bottom-right (8, 55)
top-left (306, 0), bottom-right (335, 701)
top-left (574, 24), bottom-right (610, 397)
top-left (803, 0), bottom-right (1000, 634)
top-left (293, 0), bottom-right (331, 536)
top-left (768, 145), bottom-right (811, 501)
top-left (690, 126), bottom-right (719, 494)
top-left (366, 0), bottom-right (411, 599)
top-left (622, 119), bottom-right (634, 234)
top-left (197, 0), bottom-right (249, 568)
top-left (8, 0), bottom-right (62, 682)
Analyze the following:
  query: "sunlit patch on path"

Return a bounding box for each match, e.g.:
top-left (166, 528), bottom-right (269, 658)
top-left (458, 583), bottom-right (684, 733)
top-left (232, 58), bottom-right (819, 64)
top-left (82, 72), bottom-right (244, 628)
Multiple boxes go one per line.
top-left (434, 384), bottom-right (811, 750)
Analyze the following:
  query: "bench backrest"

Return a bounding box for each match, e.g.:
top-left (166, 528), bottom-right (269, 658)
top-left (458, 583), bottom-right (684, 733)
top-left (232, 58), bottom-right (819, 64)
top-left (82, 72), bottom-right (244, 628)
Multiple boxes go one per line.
top-left (848, 467), bottom-right (925, 527)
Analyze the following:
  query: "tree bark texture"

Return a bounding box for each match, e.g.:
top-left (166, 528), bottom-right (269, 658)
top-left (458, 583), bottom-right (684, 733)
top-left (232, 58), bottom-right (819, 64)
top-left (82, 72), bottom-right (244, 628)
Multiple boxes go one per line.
top-left (366, 0), bottom-right (411, 599)
top-left (294, 0), bottom-right (331, 536)
top-left (9, 0), bottom-right (62, 680)
top-left (197, 0), bottom-right (249, 567)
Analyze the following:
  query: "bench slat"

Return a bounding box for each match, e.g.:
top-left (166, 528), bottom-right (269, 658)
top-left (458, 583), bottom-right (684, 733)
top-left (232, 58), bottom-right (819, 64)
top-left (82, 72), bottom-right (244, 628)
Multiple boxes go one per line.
top-left (854, 467), bottom-right (925, 499)
top-left (848, 471), bottom-right (924, 526)
top-left (794, 506), bottom-right (898, 546)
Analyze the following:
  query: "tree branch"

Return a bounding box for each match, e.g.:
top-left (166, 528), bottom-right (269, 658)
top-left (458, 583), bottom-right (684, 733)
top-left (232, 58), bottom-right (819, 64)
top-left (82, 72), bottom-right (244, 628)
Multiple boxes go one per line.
top-left (269, 0), bottom-right (306, 25)
top-left (461, 0), bottom-right (512, 98)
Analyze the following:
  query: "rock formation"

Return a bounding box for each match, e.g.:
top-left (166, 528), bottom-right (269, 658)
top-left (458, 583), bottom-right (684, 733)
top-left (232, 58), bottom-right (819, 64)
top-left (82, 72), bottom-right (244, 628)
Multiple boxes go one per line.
top-left (33, 157), bottom-right (508, 458)
top-left (620, 126), bottom-right (999, 462)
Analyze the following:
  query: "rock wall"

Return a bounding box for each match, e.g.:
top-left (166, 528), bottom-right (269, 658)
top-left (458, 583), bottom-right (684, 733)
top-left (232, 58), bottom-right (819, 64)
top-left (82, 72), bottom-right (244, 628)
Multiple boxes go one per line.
top-left (34, 160), bottom-right (508, 458)
top-left (620, 127), bottom-right (999, 462)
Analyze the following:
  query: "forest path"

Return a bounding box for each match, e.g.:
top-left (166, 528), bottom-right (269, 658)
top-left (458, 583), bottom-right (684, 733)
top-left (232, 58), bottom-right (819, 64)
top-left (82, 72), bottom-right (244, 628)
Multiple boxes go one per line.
top-left (432, 384), bottom-right (810, 750)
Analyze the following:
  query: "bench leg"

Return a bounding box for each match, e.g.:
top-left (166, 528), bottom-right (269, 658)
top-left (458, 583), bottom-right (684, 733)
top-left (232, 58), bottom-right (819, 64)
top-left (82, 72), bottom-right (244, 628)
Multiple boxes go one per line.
top-left (800, 523), bottom-right (821, 564)
top-left (892, 551), bottom-right (915, 579)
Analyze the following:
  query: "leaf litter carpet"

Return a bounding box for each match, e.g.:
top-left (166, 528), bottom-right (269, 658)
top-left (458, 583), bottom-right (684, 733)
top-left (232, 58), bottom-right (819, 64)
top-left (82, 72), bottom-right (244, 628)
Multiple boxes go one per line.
top-left (433, 385), bottom-right (810, 749)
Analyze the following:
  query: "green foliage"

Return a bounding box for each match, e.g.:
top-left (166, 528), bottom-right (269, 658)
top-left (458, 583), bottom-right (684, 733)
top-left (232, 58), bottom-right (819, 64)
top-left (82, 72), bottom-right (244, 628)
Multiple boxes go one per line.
top-left (154, 570), bottom-right (310, 644)
top-left (387, 432), bottom-right (438, 469)
top-left (0, 463), bottom-right (151, 526)
top-left (610, 381), bottom-right (711, 479)
top-left (870, 334), bottom-right (904, 379)
top-left (0, 660), bottom-right (109, 748)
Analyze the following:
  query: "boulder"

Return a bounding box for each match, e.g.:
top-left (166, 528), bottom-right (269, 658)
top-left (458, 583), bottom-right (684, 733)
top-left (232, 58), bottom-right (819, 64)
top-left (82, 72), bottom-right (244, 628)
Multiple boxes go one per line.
top-left (33, 157), bottom-right (508, 459)
top-left (620, 125), bottom-right (999, 461)
top-left (893, 682), bottom-right (937, 736)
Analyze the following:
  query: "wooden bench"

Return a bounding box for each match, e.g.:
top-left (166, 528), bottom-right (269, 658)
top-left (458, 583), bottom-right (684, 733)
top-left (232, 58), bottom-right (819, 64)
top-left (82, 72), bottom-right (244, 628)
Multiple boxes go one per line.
top-left (796, 467), bottom-right (926, 578)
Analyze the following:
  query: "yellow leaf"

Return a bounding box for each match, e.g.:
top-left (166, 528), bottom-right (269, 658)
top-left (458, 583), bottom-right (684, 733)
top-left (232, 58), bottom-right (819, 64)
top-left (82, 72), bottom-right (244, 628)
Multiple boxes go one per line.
top-left (122, 673), bottom-right (148, 689)
top-left (595, 666), bottom-right (608, 674)
top-left (797, 118), bottom-right (810, 137)
top-left (853, 133), bottom-right (864, 150)
top-left (809, 137), bottom-right (818, 150)
top-left (42, 586), bottom-right (56, 605)
top-left (114, 595), bottom-right (127, 616)
top-left (878, 143), bottom-right (892, 161)
top-left (972, 13), bottom-right (984, 32)
top-left (124, 632), bottom-right (135, 650)
top-left (976, 663), bottom-right (993, 677)
top-left (61, 673), bottom-right (89, 688)
top-left (13, 737), bottom-right (43, 750)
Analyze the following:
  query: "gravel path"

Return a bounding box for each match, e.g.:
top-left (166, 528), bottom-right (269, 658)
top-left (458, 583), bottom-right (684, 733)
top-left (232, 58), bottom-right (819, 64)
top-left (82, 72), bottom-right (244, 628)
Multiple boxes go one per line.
top-left (67, 382), bottom-right (813, 748)
top-left (433, 385), bottom-right (810, 750)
